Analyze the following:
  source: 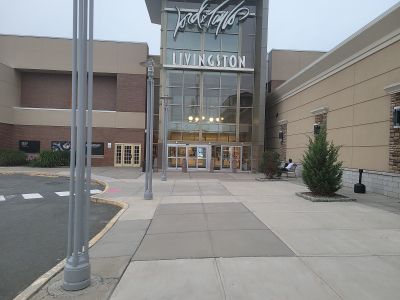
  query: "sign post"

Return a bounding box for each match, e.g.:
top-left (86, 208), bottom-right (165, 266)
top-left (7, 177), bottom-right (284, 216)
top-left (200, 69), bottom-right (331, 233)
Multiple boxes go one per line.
top-left (63, 0), bottom-right (94, 291)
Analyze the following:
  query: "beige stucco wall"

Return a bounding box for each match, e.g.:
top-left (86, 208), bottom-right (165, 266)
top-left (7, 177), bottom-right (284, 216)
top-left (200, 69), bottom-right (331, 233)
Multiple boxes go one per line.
top-left (13, 107), bottom-right (145, 129)
top-left (266, 40), bottom-right (400, 172)
top-left (268, 50), bottom-right (325, 82)
top-left (0, 35), bottom-right (148, 75)
top-left (0, 62), bottom-right (20, 124)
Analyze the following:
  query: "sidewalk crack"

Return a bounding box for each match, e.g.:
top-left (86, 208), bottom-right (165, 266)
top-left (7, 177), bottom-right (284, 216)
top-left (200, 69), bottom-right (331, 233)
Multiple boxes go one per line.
top-left (299, 257), bottom-right (345, 300)
top-left (214, 258), bottom-right (227, 300)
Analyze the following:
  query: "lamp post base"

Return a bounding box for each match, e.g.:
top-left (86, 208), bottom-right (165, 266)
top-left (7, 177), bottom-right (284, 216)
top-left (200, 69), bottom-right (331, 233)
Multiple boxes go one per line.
top-left (144, 190), bottom-right (153, 200)
top-left (63, 254), bottom-right (90, 291)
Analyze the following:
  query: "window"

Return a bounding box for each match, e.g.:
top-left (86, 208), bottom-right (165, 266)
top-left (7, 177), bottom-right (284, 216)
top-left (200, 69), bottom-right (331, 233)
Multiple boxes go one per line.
top-left (394, 106), bottom-right (400, 128)
top-left (19, 140), bottom-right (40, 153)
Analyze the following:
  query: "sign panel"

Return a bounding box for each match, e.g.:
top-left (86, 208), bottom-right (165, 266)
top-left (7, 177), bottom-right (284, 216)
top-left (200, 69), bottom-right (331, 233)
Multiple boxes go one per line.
top-left (51, 141), bottom-right (104, 156)
top-left (51, 141), bottom-right (71, 152)
top-left (91, 143), bottom-right (105, 156)
top-left (173, 0), bottom-right (250, 38)
top-left (171, 51), bottom-right (246, 69)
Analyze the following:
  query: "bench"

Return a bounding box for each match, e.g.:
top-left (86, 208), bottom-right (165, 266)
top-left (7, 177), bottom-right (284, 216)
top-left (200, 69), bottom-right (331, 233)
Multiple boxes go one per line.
top-left (281, 163), bottom-right (297, 178)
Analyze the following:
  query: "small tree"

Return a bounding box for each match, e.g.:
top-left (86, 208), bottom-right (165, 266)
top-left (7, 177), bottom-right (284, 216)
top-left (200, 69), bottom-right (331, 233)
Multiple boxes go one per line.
top-left (260, 150), bottom-right (281, 179)
top-left (302, 128), bottom-right (343, 196)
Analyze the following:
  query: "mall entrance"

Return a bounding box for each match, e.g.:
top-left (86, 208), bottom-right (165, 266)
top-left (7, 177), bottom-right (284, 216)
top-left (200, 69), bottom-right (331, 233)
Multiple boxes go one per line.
top-left (167, 144), bottom-right (251, 172)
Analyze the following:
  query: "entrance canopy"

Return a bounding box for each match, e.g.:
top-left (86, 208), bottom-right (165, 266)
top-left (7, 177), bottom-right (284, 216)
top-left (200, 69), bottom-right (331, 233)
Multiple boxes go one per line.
top-left (145, 0), bottom-right (162, 24)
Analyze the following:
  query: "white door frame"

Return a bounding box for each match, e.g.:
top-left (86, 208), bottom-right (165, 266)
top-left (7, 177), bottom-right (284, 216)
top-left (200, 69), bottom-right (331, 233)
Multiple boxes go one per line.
top-left (114, 143), bottom-right (141, 167)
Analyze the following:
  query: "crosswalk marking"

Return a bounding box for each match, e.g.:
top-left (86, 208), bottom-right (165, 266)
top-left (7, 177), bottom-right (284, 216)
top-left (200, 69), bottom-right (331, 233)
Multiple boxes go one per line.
top-left (55, 191), bottom-right (70, 197)
top-left (55, 190), bottom-right (102, 197)
top-left (0, 190), bottom-right (103, 202)
top-left (22, 193), bottom-right (43, 200)
top-left (90, 189), bottom-right (102, 195)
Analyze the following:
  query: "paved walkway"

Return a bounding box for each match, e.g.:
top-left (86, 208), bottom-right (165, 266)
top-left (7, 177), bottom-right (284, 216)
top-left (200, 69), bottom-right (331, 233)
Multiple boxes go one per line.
top-left (3, 167), bottom-right (400, 300)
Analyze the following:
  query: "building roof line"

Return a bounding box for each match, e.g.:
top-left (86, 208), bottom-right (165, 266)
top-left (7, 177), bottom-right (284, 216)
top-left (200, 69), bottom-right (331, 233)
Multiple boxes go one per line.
top-left (275, 1), bottom-right (400, 97)
top-left (0, 33), bottom-right (149, 46)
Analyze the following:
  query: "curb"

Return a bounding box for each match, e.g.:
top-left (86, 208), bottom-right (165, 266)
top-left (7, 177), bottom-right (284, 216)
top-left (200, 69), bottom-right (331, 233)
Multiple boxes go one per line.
top-left (295, 192), bottom-right (356, 202)
top-left (7, 171), bottom-right (128, 300)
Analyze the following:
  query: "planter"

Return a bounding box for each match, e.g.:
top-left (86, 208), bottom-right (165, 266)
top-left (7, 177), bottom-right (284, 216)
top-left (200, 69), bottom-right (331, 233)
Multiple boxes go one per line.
top-left (295, 192), bottom-right (356, 202)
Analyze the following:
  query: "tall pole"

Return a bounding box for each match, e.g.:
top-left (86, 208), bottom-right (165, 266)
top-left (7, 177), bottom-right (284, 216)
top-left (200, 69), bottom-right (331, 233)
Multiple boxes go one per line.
top-left (64, 0), bottom-right (93, 291)
top-left (143, 59), bottom-right (155, 200)
top-left (160, 96), bottom-right (171, 181)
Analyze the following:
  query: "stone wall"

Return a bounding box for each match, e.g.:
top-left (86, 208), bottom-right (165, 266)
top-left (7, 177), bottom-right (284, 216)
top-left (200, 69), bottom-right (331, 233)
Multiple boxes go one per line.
top-left (342, 168), bottom-right (400, 199)
top-left (315, 113), bottom-right (327, 128)
top-left (390, 93), bottom-right (400, 173)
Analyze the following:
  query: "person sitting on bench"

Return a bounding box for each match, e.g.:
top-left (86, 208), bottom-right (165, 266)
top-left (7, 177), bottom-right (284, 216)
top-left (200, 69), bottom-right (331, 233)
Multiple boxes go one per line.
top-left (281, 159), bottom-right (294, 171)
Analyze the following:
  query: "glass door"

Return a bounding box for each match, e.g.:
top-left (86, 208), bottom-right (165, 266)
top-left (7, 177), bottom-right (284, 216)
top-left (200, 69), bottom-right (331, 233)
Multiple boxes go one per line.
top-left (168, 145), bottom-right (177, 169)
top-left (177, 145), bottom-right (186, 168)
top-left (221, 146), bottom-right (231, 170)
top-left (212, 146), bottom-right (221, 170)
top-left (132, 145), bottom-right (141, 167)
top-left (197, 146), bottom-right (207, 169)
top-left (187, 146), bottom-right (197, 169)
top-left (231, 146), bottom-right (241, 170)
top-left (168, 144), bottom-right (210, 171)
top-left (114, 143), bottom-right (141, 167)
top-left (115, 144), bottom-right (123, 166)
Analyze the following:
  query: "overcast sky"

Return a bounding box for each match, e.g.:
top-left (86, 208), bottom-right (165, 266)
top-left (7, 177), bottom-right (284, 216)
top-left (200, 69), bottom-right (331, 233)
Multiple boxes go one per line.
top-left (0, 0), bottom-right (398, 55)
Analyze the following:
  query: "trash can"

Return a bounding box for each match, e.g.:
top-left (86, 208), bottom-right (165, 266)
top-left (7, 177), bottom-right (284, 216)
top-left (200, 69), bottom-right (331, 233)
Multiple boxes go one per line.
top-left (182, 158), bottom-right (188, 173)
top-left (232, 160), bottom-right (238, 173)
top-left (210, 158), bottom-right (214, 173)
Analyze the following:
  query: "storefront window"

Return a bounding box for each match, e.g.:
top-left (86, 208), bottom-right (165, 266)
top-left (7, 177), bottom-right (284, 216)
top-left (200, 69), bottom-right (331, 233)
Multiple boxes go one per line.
top-left (167, 31), bottom-right (201, 50)
top-left (163, 5), bottom-right (256, 144)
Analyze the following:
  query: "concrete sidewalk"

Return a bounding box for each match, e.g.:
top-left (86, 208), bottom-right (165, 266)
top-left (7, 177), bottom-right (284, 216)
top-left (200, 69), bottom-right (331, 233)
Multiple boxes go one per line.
top-left (4, 167), bottom-right (400, 300)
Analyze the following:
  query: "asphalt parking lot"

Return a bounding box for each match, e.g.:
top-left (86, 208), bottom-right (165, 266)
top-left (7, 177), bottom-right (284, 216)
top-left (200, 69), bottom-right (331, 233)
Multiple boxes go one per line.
top-left (0, 174), bottom-right (121, 300)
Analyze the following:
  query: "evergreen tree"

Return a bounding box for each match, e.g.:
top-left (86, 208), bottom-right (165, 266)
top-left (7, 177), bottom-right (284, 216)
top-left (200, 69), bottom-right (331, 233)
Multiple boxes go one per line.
top-left (302, 128), bottom-right (343, 196)
top-left (260, 150), bottom-right (281, 179)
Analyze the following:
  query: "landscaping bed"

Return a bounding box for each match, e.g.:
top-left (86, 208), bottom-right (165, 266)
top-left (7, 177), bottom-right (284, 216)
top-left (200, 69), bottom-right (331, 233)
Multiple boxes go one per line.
top-left (296, 192), bottom-right (356, 202)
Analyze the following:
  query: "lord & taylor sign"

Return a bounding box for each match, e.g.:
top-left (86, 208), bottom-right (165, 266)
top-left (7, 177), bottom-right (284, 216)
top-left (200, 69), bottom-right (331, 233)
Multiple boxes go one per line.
top-left (173, 0), bottom-right (250, 38)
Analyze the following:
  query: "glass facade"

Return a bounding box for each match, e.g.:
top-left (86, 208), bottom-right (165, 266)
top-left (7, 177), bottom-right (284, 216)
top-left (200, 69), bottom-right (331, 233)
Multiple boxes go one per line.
top-left (160, 0), bottom-right (257, 171)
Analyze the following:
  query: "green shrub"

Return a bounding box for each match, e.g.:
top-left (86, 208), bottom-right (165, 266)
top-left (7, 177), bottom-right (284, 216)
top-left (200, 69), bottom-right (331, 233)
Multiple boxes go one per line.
top-left (30, 151), bottom-right (70, 168)
top-left (302, 128), bottom-right (343, 196)
top-left (0, 149), bottom-right (27, 166)
top-left (259, 150), bottom-right (281, 179)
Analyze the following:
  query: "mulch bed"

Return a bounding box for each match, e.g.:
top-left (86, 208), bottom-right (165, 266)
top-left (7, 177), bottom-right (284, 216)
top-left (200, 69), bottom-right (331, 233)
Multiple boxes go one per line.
top-left (256, 177), bottom-right (286, 182)
top-left (296, 192), bottom-right (356, 202)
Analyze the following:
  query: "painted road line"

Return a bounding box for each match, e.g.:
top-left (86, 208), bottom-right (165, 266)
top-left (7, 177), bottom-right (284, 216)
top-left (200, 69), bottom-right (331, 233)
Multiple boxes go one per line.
top-left (0, 195), bottom-right (5, 202)
top-left (22, 193), bottom-right (43, 200)
top-left (90, 189), bottom-right (102, 195)
top-left (55, 191), bottom-right (70, 197)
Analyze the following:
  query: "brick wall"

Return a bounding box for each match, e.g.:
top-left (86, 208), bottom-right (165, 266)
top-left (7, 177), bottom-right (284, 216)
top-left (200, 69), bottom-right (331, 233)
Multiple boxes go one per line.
top-left (116, 74), bottom-right (146, 112)
top-left (12, 125), bottom-right (145, 166)
top-left (21, 72), bottom-right (117, 111)
top-left (390, 93), bottom-right (400, 173)
top-left (0, 123), bottom-right (14, 149)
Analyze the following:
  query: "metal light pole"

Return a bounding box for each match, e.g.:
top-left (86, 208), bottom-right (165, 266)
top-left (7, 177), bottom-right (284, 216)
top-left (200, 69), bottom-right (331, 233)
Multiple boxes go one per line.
top-left (160, 96), bottom-right (171, 181)
top-left (142, 59), bottom-right (155, 200)
top-left (64, 0), bottom-right (94, 291)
